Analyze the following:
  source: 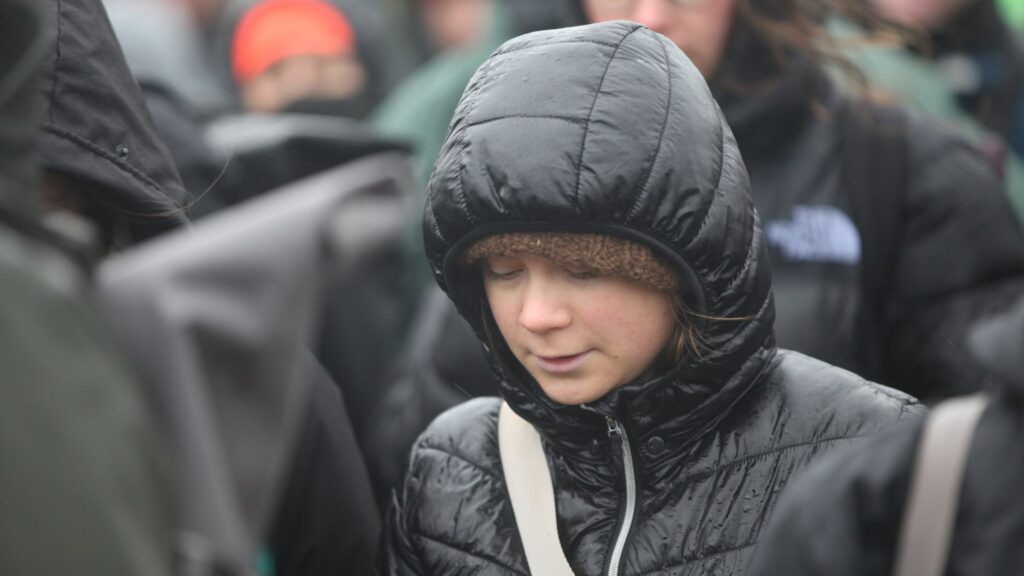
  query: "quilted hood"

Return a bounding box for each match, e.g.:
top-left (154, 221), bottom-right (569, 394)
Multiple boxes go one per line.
top-left (424, 21), bottom-right (775, 445)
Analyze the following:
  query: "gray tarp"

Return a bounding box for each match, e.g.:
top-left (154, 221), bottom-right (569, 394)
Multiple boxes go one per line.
top-left (96, 152), bottom-right (412, 575)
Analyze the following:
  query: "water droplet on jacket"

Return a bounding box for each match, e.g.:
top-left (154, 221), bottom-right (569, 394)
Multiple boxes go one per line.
top-left (115, 144), bottom-right (129, 158)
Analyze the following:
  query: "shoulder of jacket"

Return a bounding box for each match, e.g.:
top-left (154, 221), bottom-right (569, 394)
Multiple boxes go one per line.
top-left (864, 100), bottom-right (1005, 183)
top-left (771, 350), bottom-right (923, 428)
top-left (409, 396), bottom-right (503, 467)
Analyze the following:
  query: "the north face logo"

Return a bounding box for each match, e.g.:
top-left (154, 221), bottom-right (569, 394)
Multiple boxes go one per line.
top-left (765, 205), bottom-right (861, 264)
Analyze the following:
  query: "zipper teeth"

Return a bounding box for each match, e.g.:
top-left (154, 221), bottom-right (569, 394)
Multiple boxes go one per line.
top-left (607, 420), bottom-right (636, 576)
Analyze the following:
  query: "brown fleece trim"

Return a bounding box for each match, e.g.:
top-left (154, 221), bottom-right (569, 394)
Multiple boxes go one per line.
top-left (461, 231), bottom-right (680, 291)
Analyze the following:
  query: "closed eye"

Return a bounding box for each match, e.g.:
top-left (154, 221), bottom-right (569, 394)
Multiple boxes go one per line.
top-left (566, 267), bottom-right (599, 280)
top-left (483, 266), bottom-right (522, 281)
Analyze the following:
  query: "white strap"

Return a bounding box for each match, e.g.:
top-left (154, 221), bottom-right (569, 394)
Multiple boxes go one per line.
top-left (893, 394), bottom-right (988, 576)
top-left (498, 402), bottom-right (576, 576)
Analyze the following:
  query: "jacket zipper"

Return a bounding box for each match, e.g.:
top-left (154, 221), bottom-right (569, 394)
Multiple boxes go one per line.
top-left (605, 416), bottom-right (636, 576)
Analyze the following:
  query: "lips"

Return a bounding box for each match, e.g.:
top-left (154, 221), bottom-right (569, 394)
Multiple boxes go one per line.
top-left (533, 350), bottom-right (591, 374)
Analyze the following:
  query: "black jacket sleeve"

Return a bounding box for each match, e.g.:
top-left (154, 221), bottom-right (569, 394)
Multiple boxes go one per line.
top-left (885, 118), bottom-right (1024, 401)
top-left (376, 457), bottom-right (427, 576)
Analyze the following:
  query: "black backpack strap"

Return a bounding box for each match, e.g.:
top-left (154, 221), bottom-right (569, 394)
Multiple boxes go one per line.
top-left (839, 100), bottom-right (910, 318)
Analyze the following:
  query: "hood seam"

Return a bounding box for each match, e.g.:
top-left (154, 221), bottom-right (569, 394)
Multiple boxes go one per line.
top-left (572, 25), bottom-right (643, 215)
top-left (689, 115), bottom-right (730, 244)
top-left (424, 198), bottom-right (448, 250)
top-left (627, 32), bottom-right (673, 222)
top-left (700, 292), bottom-right (773, 363)
top-left (465, 114), bottom-right (588, 129)
top-left (491, 38), bottom-right (622, 58)
top-left (451, 56), bottom-right (507, 234)
top-left (722, 210), bottom-right (761, 300)
top-left (41, 123), bottom-right (183, 209)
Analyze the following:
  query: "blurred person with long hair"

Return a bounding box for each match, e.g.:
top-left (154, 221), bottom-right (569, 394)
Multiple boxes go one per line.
top-left (577, 0), bottom-right (1024, 401)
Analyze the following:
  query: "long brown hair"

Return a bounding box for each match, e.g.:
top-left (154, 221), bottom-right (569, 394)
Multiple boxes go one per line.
top-left (715, 0), bottom-right (914, 97)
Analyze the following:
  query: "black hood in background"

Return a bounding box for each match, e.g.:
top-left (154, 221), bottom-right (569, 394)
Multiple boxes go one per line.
top-left (36, 0), bottom-right (188, 241)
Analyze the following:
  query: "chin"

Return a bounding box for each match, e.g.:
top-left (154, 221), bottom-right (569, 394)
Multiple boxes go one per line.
top-left (539, 380), bottom-right (612, 406)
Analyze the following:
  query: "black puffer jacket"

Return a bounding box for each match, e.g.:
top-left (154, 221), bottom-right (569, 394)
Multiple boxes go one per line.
top-left (716, 62), bottom-right (1024, 401)
top-left (748, 296), bottom-right (1024, 576)
top-left (379, 21), bottom-right (920, 576)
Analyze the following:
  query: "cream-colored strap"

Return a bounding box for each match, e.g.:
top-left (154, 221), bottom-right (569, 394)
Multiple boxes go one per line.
top-left (498, 402), bottom-right (576, 576)
top-left (894, 394), bottom-right (988, 576)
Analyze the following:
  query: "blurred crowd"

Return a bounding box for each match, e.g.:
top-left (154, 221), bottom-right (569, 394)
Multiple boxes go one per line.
top-left (2, 0), bottom-right (1024, 575)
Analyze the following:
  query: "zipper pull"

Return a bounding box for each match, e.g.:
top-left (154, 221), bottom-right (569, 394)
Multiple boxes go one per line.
top-left (606, 416), bottom-right (622, 438)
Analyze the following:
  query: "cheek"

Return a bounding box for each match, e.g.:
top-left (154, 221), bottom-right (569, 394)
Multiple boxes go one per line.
top-left (590, 298), bottom-right (675, 356)
top-left (483, 284), bottom-right (519, 344)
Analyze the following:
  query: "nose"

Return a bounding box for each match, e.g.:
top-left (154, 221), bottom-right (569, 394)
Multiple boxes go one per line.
top-left (630, 0), bottom-right (674, 34)
top-left (518, 277), bottom-right (572, 334)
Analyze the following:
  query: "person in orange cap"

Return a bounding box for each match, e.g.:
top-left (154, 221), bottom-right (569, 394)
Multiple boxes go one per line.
top-left (232, 0), bottom-right (370, 115)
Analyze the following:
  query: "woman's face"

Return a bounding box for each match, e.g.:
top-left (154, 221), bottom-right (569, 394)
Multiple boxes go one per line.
top-left (483, 253), bottom-right (676, 405)
top-left (583, 0), bottom-right (737, 78)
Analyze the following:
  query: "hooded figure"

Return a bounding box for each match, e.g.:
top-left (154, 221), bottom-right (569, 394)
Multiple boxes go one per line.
top-left (1, 0), bottom-right (171, 573)
top-left (749, 294), bottom-right (1024, 575)
top-left (379, 21), bottom-right (920, 576)
top-left (36, 0), bottom-right (189, 248)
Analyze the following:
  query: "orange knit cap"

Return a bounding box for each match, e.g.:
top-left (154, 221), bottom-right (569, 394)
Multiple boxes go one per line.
top-left (232, 0), bottom-right (356, 84)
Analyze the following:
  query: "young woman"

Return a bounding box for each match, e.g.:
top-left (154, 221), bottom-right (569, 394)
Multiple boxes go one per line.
top-left (380, 21), bottom-right (919, 575)
top-left (368, 0), bottom-right (1024, 507)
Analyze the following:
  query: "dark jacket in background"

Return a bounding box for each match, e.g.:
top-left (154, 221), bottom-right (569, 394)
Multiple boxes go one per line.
top-left (362, 285), bottom-right (495, 507)
top-left (380, 22), bottom-right (920, 576)
top-left (715, 62), bottom-right (1024, 401)
top-left (748, 295), bottom-right (1024, 576)
top-left (269, 356), bottom-right (379, 576)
